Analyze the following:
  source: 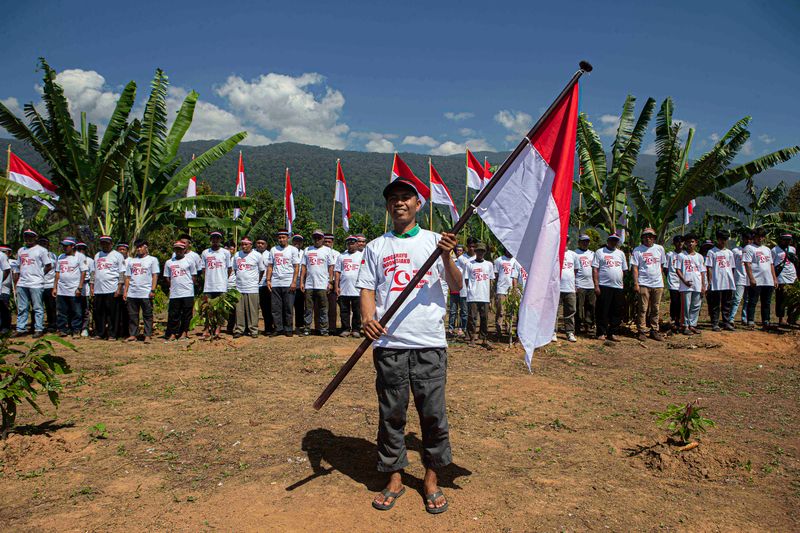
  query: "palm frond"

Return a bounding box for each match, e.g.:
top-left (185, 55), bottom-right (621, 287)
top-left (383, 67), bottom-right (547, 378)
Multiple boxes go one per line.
top-left (610, 95), bottom-right (636, 175)
top-left (712, 191), bottom-right (747, 215)
top-left (163, 90), bottom-right (198, 164)
top-left (627, 177), bottom-right (655, 227)
top-left (716, 146), bottom-right (800, 190)
top-left (99, 80), bottom-right (136, 154)
top-left (652, 98), bottom-right (680, 209)
top-left (138, 69), bottom-right (170, 188)
top-left (613, 97), bottom-right (655, 186)
top-left (166, 195), bottom-right (255, 210)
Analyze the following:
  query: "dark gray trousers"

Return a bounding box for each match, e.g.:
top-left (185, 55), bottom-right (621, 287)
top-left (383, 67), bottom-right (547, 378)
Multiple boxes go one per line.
top-left (373, 347), bottom-right (452, 473)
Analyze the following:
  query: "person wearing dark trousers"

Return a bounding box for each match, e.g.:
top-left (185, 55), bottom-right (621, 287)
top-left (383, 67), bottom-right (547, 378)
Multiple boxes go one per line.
top-left (0, 245), bottom-right (11, 333)
top-left (358, 176), bottom-right (462, 514)
top-left (292, 235), bottom-right (306, 330)
top-left (324, 234), bottom-right (339, 333)
top-left (666, 235), bottom-right (685, 332)
top-left (53, 238), bottom-right (88, 337)
top-left (38, 237), bottom-right (58, 332)
top-left (574, 234), bottom-right (596, 336)
top-left (123, 240), bottom-right (160, 343)
top-left (266, 230), bottom-right (301, 336)
top-left (743, 228), bottom-right (778, 329)
top-left (705, 230), bottom-right (736, 331)
top-left (300, 230), bottom-right (335, 336)
top-left (464, 242), bottom-right (494, 346)
top-left (592, 233), bottom-right (628, 341)
top-left (164, 241), bottom-right (198, 341)
top-left (75, 242), bottom-right (92, 337)
top-left (255, 237), bottom-right (274, 335)
top-left (334, 236), bottom-right (363, 337)
top-left (772, 232), bottom-right (798, 326)
top-left (114, 242), bottom-right (130, 338)
top-left (92, 236), bottom-right (125, 339)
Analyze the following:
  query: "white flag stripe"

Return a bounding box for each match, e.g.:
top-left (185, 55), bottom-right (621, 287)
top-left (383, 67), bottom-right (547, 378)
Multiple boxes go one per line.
top-left (477, 143), bottom-right (561, 366)
top-left (185, 177), bottom-right (197, 219)
top-left (430, 181), bottom-right (459, 223)
top-left (335, 179), bottom-right (350, 231)
top-left (9, 171), bottom-right (60, 200)
top-left (466, 167), bottom-right (483, 190)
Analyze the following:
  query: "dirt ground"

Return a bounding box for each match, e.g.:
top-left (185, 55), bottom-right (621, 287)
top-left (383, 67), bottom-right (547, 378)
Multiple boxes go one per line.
top-left (1, 321), bottom-right (799, 532)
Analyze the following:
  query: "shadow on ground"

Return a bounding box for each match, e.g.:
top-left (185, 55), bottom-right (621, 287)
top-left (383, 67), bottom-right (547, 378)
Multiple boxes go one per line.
top-left (287, 428), bottom-right (472, 493)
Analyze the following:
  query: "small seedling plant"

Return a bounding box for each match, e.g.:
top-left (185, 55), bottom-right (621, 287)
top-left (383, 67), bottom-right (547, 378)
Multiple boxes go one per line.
top-left (192, 289), bottom-right (240, 338)
top-left (0, 334), bottom-right (74, 438)
top-left (502, 285), bottom-right (522, 345)
top-left (655, 399), bottom-right (715, 446)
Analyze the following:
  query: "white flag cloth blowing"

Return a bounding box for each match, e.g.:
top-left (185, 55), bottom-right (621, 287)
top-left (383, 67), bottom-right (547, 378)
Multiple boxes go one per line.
top-left (233, 152), bottom-right (246, 220)
top-left (285, 168), bottom-right (296, 233)
top-left (684, 199), bottom-right (696, 226)
top-left (477, 83), bottom-right (580, 369)
top-left (429, 161), bottom-right (459, 224)
top-left (334, 159), bottom-right (350, 232)
top-left (618, 205), bottom-right (628, 244)
top-left (185, 175), bottom-right (197, 219)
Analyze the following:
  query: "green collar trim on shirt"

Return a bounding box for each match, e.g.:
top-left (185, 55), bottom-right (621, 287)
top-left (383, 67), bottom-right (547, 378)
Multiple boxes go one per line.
top-left (391, 224), bottom-right (421, 239)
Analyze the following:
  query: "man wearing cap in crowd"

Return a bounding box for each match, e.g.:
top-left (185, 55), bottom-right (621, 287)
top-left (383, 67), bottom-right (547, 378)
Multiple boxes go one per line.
top-left (91, 236), bottom-right (126, 340)
top-left (300, 229), bottom-right (335, 336)
top-left (164, 240), bottom-right (198, 341)
top-left (13, 229), bottom-right (53, 338)
top-left (705, 229), bottom-right (736, 331)
top-left (334, 235), bottom-right (363, 337)
top-left (356, 234), bottom-right (367, 252)
top-left (255, 236), bottom-right (274, 335)
top-left (729, 231), bottom-right (753, 326)
top-left (358, 175), bottom-right (461, 514)
top-left (630, 227), bottom-right (667, 341)
top-left (324, 233), bottom-right (340, 332)
top-left (0, 244), bottom-right (12, 333)
top-left (75, 241), bottom-right (93, 337)
top-left (555, 236), bottom-right (579, 342)
top-left (115, 242), bottom-right (131, 338)
top-left (123, 239), bottom-right (160, 343)
top-left (573, 234), bottom-right (596, 336)
top-left (177, 233), bottom-right (204, 276)
top-left (665, 235), bottom-right (685, 333)
top-left (592, 232), bottom-right (628, 342)
top-left (37, 236), bottom-right (58, 332)
top-left (743, 227), bottom-right (778, 329)
top-left (493, 247), bottom-right (520, 339)
top-left (464, 241), bottom-right (494, 347)
top-left (772, 232), bottom-right (798, 326)
top-left (53, 237), bottom-right (88, 337)
top-left (200, 231), bottom-right (233, 338)
top-left (233, 237), bottom-right (264, 338)
top-left (267, 229), bottom-right (301, 336)
top-left (292, 234), bottom-right (306, 331)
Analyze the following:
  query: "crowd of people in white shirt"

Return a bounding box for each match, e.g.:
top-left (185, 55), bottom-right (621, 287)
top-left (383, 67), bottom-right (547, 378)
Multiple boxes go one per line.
top-left (1, 226), bottom-right (796, 346)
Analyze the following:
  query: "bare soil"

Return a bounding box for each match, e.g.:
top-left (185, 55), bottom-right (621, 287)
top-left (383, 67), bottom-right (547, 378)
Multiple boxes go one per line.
top-left (1, 326), bottom-right (799, 532)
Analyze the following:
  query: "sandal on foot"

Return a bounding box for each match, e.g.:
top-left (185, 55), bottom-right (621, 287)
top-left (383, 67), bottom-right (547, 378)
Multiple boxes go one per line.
top-left (372, 487), bottom-right (405, 511)
top-left (425, 490), bottom-right (448, 514)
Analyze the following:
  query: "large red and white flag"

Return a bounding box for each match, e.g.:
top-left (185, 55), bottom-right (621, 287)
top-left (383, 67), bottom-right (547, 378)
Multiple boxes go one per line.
top-left (391, 153), bottom-right (430, 206)
top-left (334, 159), bottom-right (351, 232)
top-left (285, 168), bottom-right (296, 233)
top-left (429, 161), bottom-right (459, 224)
top-left (478, 82), bottom-right (580, 368)
top-left (684, 199), bottom-right (696, 226)
top-left (466, 149), bottom-right (485, 190)
top-left (233, 152), bottom-right (246, 220)
top-left (8, 151), bottom-right (59, 200)
top-left (185, 154), bottom-right (197, 219)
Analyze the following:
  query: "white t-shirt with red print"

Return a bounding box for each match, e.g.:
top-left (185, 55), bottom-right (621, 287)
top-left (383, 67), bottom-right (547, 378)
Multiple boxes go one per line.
top-left (465, 258), bottom-right (495, 303)
top-left (356, 229), bottom-right (448, 349)
top-left (335, 250), bottom-right (363, 297)
top-left (592, 247), bottom-right (628, 289)
top-left (574, 248), bottom-right (595, 290)
top-left (303, 245), bottom-right (336, 290)
top-left (164, 256), bottom-right (197, 299)
top-left (559, 250), bottom-right (578, 293)
top-left (201, 247), bottom-right (232, 293)
top-left (493, 256), bottom-right (520, 295)
top-left (742, 244), bottom-right (775, 286)
top-left (630, 244), bottom-right (667, 288)
top-left (234, 250), bottom-right (263, 294)
top-left (678, 251), bottom-right (706, 292)
top-left (704, 247), bottom-right (735, 291)
top-left (268, 245), bottom-right (301, 288)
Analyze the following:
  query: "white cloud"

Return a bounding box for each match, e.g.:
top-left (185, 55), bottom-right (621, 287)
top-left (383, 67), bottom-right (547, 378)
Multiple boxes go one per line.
top-left (758, 134), bottom-right (775, 144)
top-left (402, 135), bottom-right (438, 147)
top-left (741, 140), bottom-right (754, 156)
top-left (351, 132), bottom-right (396, 153)
top-left (598, 114), bottom-right (620, 136)
top-left (643, 142), bottom-right (656, 156)
top-left (216, 72), bottom-right (349, 149)
top-left (444, 111), bottom-right (474, 121)
top-left (710, 132), bottom-right (720, 142)
top-left (0, 98), bottom-right (22, 137)
top-left (494, 110), bottom-right (532, 141)
top-left (458, 127), bottom-right (475, 137)
top-left (54, 69), bottom-right (121, 126)
top-left (430, 138), bottom-right (495, 156)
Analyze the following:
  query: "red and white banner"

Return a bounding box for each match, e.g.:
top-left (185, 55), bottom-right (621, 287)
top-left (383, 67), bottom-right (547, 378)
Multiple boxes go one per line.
top-left (8, 151), bottom-right (59, 200)
top-left (285, 168), bottom-right (296, 233)
top-left (484, 157), bottom-right (493, 182)
top-left (391, 153), bottom-right (430, 206)
top-left (429, 161), bottom-right (459, 224)
top-left (185, 155), bottom-right (197, 219)
top-left (334, 159), bottom-right (350, 232)
top-left (233, 152), bottom-right (246, 220)
top-left (684, 199), bottom-right (696, 226)
top-left (466, 149), bottom-right (485, 190)
top-left (478, 82), bottom-right (580, 368)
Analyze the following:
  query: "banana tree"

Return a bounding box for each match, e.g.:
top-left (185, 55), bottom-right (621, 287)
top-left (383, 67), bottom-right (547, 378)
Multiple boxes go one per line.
top-left (575, 95), bottom-right (655, 234)
top-left (627, 97), bottom-right (800, 243)
top-left (0, 58), bottom-right (140, 238)
top-left (713, 179), bottom-right (800, 235)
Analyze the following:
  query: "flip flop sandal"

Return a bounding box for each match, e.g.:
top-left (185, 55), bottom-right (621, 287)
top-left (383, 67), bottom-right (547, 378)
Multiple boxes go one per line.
top-left (425, 490), bottom-right (448, 514)
top-left (371, 487), bottom-right (405, 511)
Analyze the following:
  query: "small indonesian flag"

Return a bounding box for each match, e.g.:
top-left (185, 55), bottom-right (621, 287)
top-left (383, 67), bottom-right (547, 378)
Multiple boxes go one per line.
top-left (8, 151), bottom-right (59, 200)
top-left (429, 161), bottom-right (459, 224)
top-left (484, 157), bottom-right (493, 183)
top-left (285, 168), bottom-right (296, 233)
top-left (334, 159), bottom-right (351, 232)
top-left (391, 153), bottom-right (430, 206)
top-left (684, 198), bottom-right (696, 226)
top-left (185, 155), bottom-right (197, 219)
top-left (477, 82), bottom-right (580, 368)
top-left (233, 151), bottom-right (246, 220)
top-left (466, 148), bottom-right (486, 190)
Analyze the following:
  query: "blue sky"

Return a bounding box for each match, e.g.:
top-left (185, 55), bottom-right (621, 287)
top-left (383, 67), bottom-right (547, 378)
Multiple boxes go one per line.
top-left (2, 0), bottom-right (798, 169)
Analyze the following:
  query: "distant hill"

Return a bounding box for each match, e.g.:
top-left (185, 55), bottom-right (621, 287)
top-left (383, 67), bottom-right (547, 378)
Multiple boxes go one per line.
top-left (3, 137), bottom-right (799, 225)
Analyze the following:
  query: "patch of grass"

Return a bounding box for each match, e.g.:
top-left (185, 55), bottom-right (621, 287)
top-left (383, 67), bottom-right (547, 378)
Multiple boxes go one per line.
top-left (17, 467), bottom-right (47, 479)
top-left (138, 430), bottom-right (156, 443)
top-left (163, 385), bottom-right (176, 398)
top-left (116, 444), bottom-right (128, 457)
top-left (70, 486), bottom-right (97, 500)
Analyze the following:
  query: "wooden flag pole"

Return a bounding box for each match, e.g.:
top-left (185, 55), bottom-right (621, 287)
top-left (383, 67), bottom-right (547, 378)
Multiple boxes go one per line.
top-left (429, 158), bottom-right (434, 231)
top-left (3, 145), bottom-right (10, 243)
top-left (331, 159), bottom-right (338, 235)
top-left (313, 61), bottom-right (593, 410)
